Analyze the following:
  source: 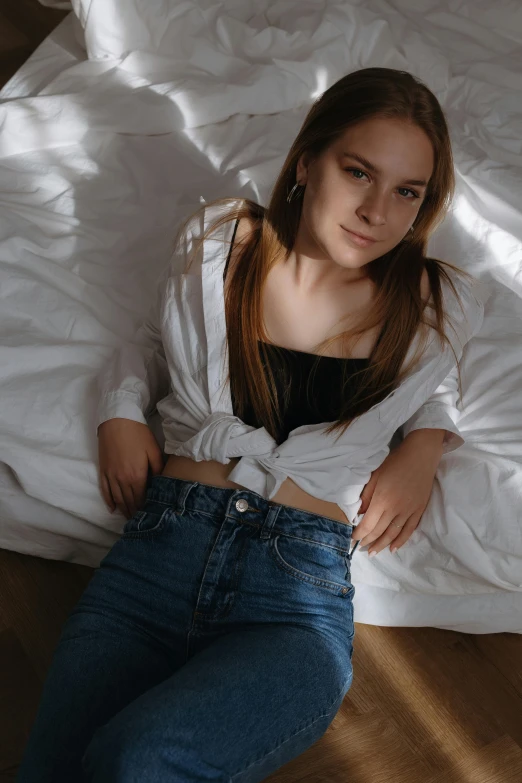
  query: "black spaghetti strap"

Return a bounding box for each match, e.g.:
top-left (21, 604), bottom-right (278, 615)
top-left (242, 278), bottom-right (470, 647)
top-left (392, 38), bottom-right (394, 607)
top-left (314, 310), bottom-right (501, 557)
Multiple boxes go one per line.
top-left (223, 218), bottom-right (240, 282)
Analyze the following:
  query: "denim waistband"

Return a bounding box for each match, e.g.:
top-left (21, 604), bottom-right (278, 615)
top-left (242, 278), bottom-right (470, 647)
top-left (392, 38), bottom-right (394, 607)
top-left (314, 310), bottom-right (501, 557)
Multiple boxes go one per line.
top-left (145, 475), bottom-right (359, 555)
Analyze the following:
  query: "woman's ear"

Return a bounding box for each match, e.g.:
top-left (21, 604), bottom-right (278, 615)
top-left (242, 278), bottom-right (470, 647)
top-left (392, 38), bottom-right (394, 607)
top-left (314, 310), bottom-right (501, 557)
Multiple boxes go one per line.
top-left (295, 151), bottom-right (310, 185)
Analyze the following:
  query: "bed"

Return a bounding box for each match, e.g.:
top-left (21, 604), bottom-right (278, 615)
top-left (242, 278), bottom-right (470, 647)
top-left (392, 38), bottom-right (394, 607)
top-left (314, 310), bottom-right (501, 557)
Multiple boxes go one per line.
top-left (1, 0), bottom-right (521, 634)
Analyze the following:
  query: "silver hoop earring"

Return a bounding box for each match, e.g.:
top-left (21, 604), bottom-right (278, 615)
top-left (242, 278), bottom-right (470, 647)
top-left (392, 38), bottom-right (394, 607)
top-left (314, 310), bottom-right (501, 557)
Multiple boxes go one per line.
top-left (287, 182), bottom-right (305, 203)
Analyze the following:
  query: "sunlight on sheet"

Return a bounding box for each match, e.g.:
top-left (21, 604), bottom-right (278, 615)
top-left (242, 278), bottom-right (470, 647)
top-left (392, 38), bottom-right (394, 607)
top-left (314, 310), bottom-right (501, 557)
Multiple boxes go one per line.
top-left (453, 193), bottom-right (521, 292)
top-left (310, 66), bottom-right (329, 100)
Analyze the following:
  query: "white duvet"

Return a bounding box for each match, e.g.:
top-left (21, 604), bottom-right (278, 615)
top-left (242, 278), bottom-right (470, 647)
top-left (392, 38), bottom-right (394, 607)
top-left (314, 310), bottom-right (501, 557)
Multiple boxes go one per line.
top-left (1, 0), bottom-right (521, 634)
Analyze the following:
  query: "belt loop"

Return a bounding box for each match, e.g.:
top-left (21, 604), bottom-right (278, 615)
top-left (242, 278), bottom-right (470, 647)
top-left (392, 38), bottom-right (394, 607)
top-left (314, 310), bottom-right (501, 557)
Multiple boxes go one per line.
top-left (176, 481), bottom-right (198, 516)
top-left (259, 503), bottom-right (281, 541)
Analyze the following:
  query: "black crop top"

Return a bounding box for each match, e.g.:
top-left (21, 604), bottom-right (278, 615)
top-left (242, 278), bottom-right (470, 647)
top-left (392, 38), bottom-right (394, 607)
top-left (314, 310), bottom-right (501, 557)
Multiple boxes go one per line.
top-left (224, 218), bottom-right (370, 443)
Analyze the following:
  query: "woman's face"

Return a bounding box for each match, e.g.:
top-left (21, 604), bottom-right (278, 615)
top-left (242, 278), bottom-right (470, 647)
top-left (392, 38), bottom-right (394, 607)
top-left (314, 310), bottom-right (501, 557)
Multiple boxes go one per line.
top-left (294, 116), bottom-right (434, 278)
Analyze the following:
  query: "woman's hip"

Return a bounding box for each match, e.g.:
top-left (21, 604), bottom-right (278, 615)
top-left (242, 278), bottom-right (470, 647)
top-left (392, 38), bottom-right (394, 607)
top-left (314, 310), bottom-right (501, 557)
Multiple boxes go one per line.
top-left (162, 454), bottom-right (355, 525)
top-left (83, 475), bottom-right (358, 656)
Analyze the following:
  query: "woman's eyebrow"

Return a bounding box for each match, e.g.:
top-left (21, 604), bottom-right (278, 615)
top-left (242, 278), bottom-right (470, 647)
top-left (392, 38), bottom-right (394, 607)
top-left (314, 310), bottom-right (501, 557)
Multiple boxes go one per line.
top-left (341, 151), bottom-right (428, 187)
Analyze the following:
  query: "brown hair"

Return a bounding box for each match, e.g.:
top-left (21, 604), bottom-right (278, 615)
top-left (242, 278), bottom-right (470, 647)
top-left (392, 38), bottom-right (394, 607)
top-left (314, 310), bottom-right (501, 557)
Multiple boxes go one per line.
top-left (175, 67), bottom-right (475, 442)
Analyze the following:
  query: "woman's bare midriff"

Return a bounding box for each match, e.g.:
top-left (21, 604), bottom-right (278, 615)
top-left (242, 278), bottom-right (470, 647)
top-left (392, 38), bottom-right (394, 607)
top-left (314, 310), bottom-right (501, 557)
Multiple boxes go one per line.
top-left (161, 455), bottom-right (354, 526)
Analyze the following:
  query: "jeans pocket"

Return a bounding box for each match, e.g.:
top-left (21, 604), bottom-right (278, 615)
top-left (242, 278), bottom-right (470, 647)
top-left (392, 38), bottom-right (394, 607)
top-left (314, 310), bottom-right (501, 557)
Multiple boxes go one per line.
top-left (122, 504), bottom-right (173, 539)
top-left (268, 533), bottom-right (354, 596)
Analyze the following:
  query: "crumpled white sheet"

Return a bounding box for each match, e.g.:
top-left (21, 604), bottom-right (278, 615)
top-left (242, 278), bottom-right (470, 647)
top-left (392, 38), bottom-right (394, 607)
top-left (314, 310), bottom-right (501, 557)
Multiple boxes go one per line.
top-left (1, 1), bottom-right (521, 633)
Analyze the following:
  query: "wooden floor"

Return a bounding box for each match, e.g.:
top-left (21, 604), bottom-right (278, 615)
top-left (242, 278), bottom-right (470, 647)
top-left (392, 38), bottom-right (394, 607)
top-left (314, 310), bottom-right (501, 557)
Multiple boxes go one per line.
top-left (1, 3), bottom-right (522, 781)
top-left (0, 0), bottom-right (68, 89)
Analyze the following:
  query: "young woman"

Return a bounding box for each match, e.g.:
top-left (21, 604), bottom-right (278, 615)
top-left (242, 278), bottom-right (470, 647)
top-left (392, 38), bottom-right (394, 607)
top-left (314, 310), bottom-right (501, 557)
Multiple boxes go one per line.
top-left (18, 67), bottom-right (484, 782)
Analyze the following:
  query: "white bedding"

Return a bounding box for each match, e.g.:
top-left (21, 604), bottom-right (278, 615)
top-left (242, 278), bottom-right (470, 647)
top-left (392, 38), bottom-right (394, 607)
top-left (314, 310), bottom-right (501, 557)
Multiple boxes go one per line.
top-left (1, 1), bottom-right (521, 634)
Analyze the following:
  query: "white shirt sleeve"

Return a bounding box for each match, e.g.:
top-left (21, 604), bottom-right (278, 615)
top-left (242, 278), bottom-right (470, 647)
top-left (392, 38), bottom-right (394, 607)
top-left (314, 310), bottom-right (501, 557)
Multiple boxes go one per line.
top-left (95, 267), bottom-right (171, 435)
top-left (399, 362), bottom-right (464, 454)
top-left (399, 274), bottom-right (488, 455)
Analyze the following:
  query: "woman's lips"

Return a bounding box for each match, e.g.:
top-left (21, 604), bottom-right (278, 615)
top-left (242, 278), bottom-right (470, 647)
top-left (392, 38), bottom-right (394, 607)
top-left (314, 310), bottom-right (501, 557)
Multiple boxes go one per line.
top-left (341, 226), bottom-right (377, 247)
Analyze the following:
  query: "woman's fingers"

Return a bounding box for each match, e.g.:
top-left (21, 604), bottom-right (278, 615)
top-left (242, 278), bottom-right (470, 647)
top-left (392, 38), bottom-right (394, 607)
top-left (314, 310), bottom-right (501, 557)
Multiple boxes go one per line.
top-left (102, 476), bottom-right (147, 519)
top-left (131, 474), bottom-right (148, 514)
top-left (100, 473), bottom-right (115, 512)
top-left (110, 480), bottom-right (132, 519)
top-left (121, 482), bottom-right (138, 518)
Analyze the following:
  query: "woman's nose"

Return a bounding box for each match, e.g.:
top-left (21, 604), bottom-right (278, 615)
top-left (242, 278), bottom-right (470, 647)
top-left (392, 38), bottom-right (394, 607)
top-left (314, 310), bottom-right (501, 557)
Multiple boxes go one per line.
top-left (358, 190), bottom-right (389, 225)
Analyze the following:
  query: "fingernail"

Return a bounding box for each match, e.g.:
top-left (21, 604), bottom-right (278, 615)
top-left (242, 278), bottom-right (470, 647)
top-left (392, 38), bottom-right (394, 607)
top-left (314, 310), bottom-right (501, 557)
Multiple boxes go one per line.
top-left (391, 547), bottom-right (398, 554)
top-left (369, 551), bottom-right (377, 558)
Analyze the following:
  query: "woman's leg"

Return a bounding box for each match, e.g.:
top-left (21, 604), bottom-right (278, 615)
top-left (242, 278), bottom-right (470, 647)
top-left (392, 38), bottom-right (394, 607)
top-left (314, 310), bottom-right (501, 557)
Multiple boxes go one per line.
top-left (16, 602), bottom-right (175, 783)
top-left (18, 476), bottom-right (357, 782)
top-left (81, 478), bottom-right (357, 783)
top-left (82, 622), bottom-right (352, 783)
top-left (16, 495), bottom-right (194, 783)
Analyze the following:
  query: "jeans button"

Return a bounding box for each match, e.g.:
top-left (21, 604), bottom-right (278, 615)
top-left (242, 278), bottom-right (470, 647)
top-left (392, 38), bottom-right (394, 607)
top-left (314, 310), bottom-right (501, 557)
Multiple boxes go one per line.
top-left (235, 499), bottom-right (249, 513)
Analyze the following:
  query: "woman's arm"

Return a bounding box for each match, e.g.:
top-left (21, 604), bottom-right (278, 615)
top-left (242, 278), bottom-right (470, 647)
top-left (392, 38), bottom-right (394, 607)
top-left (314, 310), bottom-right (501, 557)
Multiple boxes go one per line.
top-left (399, 363), bottom-right (465, 454)
top-left (400, 270), bottom-right (488, 455)
top-left (96, 213), bottom-right (203, 433)
top-left (96, 267), bottom-right (171, 435)
top-left (402, 427), bottom-right (446, 448)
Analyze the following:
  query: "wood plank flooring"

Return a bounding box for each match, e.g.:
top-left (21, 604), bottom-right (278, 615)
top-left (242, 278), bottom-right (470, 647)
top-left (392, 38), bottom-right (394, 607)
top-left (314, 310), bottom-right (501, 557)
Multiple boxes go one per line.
top-left (1, 2), bottom-right (521, 780)
top-left (0, 1), bottom-right (68, 89)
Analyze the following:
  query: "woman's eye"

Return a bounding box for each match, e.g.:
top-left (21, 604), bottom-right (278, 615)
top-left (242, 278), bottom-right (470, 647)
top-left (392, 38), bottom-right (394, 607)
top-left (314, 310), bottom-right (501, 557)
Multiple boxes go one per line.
top-left (346, 168), bottom-right (419, 200)
top-left (397, 187), bottom-right (419, 200)
top-left (345, 168), bottom-right (368, 181)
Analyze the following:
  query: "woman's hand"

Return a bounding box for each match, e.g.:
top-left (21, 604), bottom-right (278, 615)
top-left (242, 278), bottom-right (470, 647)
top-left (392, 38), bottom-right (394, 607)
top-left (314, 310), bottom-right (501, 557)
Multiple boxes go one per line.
top-left (351, 429), bottom-right (446, 556)
top-left (98, 418), bottom-right (165, 519)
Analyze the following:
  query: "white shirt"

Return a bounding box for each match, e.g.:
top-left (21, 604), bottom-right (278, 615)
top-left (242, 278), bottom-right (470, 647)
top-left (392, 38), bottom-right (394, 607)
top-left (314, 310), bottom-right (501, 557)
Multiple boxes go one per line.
top-left (96, 200), bottom-right (486, 525)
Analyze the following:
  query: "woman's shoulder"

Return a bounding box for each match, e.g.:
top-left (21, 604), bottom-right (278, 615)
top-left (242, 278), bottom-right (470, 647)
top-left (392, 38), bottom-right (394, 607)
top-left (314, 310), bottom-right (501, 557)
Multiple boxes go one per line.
top-left (420, 266), bottom-right (430, 305)
top-left (169, 199), bottom-right (246, 274)
top-left (201, 197), bottom-right (247, 234)
top-left (201, 199), bottom-right (255, 269)
top-left (175, 198), bottom-right (244, 242)
top-left (434, 263), bottom-right (487, 342)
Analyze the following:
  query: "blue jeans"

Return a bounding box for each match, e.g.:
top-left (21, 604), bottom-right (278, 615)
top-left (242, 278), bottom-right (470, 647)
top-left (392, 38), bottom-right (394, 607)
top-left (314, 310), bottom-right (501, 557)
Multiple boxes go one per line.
top-left (17, 476), bottom-right (360, 783)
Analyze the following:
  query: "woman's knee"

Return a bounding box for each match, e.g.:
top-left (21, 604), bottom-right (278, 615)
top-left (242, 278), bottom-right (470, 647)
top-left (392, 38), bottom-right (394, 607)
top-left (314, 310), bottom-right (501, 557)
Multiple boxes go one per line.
top-left (81, 718), bottom-right (229, 783)
top-left (81, 719), bottom-right (148, 781)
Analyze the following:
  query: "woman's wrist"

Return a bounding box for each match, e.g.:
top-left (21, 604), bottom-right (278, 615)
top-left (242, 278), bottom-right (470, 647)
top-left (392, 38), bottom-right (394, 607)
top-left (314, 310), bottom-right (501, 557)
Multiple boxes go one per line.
top-left (401, 427), bottom-right (446, 461)
top-left (403, 427), bottom-right (446, 443)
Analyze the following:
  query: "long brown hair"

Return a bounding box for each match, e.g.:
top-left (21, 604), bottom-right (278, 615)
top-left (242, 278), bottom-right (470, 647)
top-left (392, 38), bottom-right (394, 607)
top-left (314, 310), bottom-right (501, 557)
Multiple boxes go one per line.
top-left (175, 67), bottom-right (475, 442)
